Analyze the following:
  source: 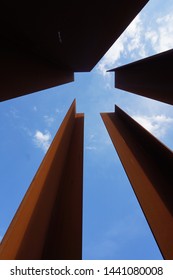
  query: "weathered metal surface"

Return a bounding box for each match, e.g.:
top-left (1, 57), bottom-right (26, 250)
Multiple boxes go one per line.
top-left (42, 113), bottom-right (84, 260)
top-left (0, 0), bottom-right (149, 101)
top-left (0, 100), bottom-right (84, 260)
top-left (111, 49), bottom-right (173, 105)
top-left (0, 40), bottom-right (74, 101)
top-left (101, 105), bottom-right (173, 260)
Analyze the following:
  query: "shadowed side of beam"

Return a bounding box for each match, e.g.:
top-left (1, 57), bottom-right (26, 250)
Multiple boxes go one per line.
top-left (0, 100), bottom-right (84, 260)
top-left (42, 114), bottom-right (84, 259)
top-left (101, 105), bottom-right (173, 259)
top-left (0, 41), bottom-right (74, 102)
top-left (111, 49), bottom-right (173, 105)
top-left (0, 1), bottom-right (149, 101)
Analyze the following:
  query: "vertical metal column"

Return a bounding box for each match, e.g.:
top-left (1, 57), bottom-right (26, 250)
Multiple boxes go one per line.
top-left (101, 105), bottom-right (173, 259)
top-left (110, 49), bottom-right (173, 105)
top-left (0, 100), bottom-right (84, 260)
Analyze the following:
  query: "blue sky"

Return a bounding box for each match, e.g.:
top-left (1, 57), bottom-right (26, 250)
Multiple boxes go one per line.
top-left (0, 0), bottom-right (173, 259)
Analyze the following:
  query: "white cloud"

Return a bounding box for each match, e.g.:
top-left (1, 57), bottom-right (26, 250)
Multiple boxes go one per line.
top-left (126, 14), bottom-right (146, 57)
top-left (97, 9), bottom-right (173, 78)
top-left (145, 13), bottom-right (173, 53)
top-left (145, 30), bottom-right (158, 46)
top-left (132, 114), bottom-right (173, 139)
top-left (85, 134), bottom-right (97, 151)
top-left (156, 14), bottom-right (173, 52)
top-left (97, 38), bottom-right (125, 76)
top-left (85, 146), bottom-right (97, 151)
top-left (33, 130), bottom-right (51, 153)
top-left (97, 14), bottom-right (147, 76)
top-left (44, 115), bottom-right (54, 127)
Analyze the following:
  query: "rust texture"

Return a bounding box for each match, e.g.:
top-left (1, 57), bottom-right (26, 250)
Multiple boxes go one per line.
top-left (0, 0), bottom-right (148, 101)
top-left (111, 49), bottom-right (173, 105)
top-left (0, 100), bottom-right (84, 260)
top-left (101, 106), bottom-right (173, 260)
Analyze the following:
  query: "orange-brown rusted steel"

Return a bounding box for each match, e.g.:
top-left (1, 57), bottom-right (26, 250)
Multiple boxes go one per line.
top-left (101, 106), bottom-right (173, 260)
top-left (0, 100), bottom-right (84, 260)
top-left (111, 49), bottom-right (173, 105)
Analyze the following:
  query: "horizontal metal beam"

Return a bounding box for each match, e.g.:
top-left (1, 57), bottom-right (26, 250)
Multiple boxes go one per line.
top-left (0, 100), bottom-right (84, 260)
top-left (101, 106), bottom-right (173, 259)
top-left (0, 41), bottom-right (74, 102)
top-left (0, 1), bottom-right (149, 101)
top-left (110, 49), bottom-right (173, 105)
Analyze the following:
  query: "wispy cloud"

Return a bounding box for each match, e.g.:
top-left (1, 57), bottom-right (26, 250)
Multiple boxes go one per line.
top-left (21, 126), bottom-right (32, 137)
top-left (85, 146), bottom-right (97, 151)
top-left (85, 133), bottom-right (97, 151)
top-left (44, 108), bottom-right (63, 127)
top-left (33, 130), bottom-right (51, 153)
top-left (97, 37), bottom-right (125, 76)
top-left (10, 107), bottom-right (20, 118)
top-left (44, 115), bottom-right (55, 127)
top-left (132, 114), bottom-right (173, 139)
top-left (33, 106), bottom-right (37, 112)
top-left (55, 108), bottom-right (63, 114)
top-left (125, 14), bottom-right (146, 58)
top-left (97, 9), bottom-right (173, 77)
top-left (145, 13), bottom-right (173, 53)
top-left (97, 14), bottom-right (145, 76)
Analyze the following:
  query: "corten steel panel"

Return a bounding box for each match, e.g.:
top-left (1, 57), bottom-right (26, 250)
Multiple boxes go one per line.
top-left (42, 114), bottom-right (84, 259)
top-left (101, 106), bottom-right (173, 260)
top-left (0, 100), bottom-right (84, 260)
top-left (0, 40), bottom-right (74, 102)
top-left (110, 49), bottom-right (173, 105)
top-left (0, 0), bottom-right (149, 101)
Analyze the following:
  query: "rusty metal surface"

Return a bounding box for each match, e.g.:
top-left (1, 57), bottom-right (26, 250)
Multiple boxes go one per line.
top-left (0, 40), bottom-right (74, 101)
top-left (42, 114), bottom-right (84, 259)
top-left (110, 49), bottom-right (173, 105)
top-left (0, 0), bottom-right (149, 101)
top-left (101, 106), bottom-right (173, 260)
top-left (0, 100), bottom-right (84, 260)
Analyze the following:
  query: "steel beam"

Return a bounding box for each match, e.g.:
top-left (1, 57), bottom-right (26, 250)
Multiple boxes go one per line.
top-left (111, 49), bottom-right (173, 105)
top-left (101, 106), bottom-right (173, 259)
top-left (0, 0), bottom-right (149, 101)
top-left (0, 41), bottom-right (74, 102)
top-left (0, 100), bottom-right (84, 260)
